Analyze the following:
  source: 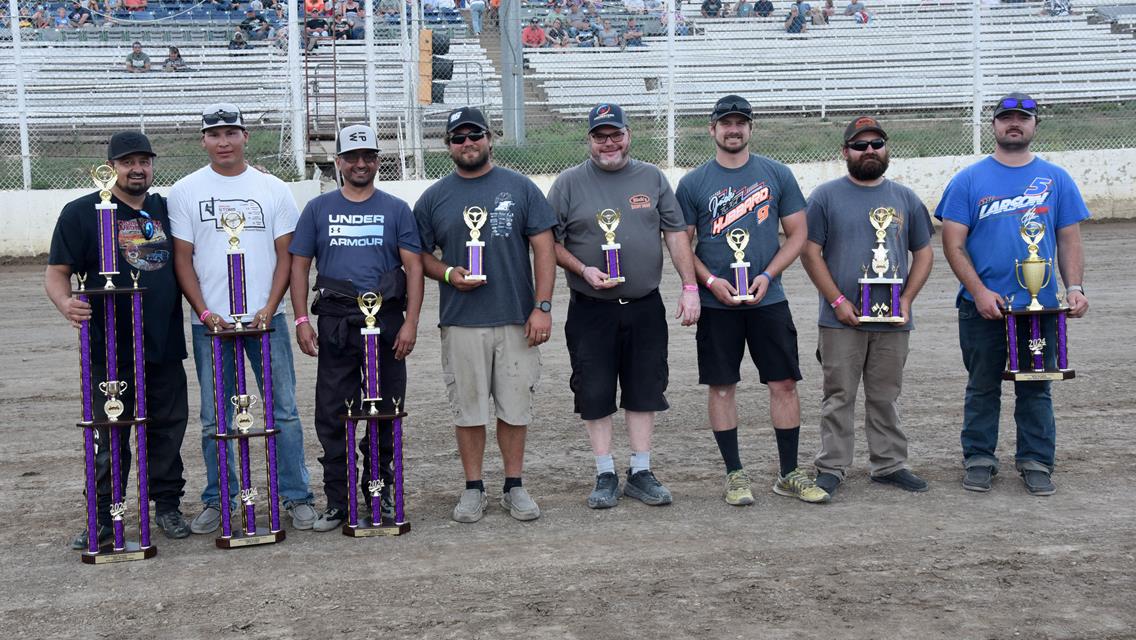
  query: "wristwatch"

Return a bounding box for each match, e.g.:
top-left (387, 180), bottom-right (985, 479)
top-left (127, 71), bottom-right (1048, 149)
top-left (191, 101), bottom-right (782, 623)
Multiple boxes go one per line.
top-left (536, 300), bottom-right (552, 313)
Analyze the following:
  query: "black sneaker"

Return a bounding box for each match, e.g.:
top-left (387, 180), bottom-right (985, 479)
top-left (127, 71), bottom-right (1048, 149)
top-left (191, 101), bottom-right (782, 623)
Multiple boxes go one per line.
top-left (70, 524), bottom-right (113, 551)
top-left (587, 472), bottom-right (620, 509)
top-left (313, 507), bottom-right (347, 532)
top-left (963, 465), bottom-right (996, 492)
top-left (624, 469), bottom-right (673, 506)
top-left (815, 472), bottom-right (841, 496)
top-left (155, 510), bottom-right (192, 539)
top-left (872, 469), bottom-right (929, 493)
top-left (1021, 469), bottom-right (1056, 496)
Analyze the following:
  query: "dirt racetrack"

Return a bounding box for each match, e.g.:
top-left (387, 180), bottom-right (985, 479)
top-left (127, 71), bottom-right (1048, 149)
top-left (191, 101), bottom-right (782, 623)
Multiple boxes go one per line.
top-left (1, 221), bottom-right (1133, 640)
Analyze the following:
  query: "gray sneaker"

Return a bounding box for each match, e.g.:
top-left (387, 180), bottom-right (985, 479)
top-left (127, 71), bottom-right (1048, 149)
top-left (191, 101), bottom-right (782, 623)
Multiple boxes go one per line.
top-left (155, 510), bottom-right (192, 539)
top-left (313, 507), bottom-right (346, 532)
top-left (624, 469), bottom-right (673, 506)
top-left (501, 486), bottom-right (541, 521)
top-left (587, 472), bottom-right (620, 509)
top-left (189, 504), bottom-right (222, 534)
top-left (287, 502), bottom-right (318, 530)
top-left (963, 465), bottom-right (996, 492)
top-left (452, 489), bottom-right (488, 523)
top-left (1021, 469), bottom-right (1056, 496)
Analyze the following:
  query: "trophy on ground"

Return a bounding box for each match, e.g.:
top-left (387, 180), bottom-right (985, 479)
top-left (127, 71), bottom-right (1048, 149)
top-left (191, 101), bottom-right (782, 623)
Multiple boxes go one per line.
top-left (206, 209), bottom-right (285, 548)
top-left (463, 206), bottom-right (487, 281)
top-left (74, 165), bottom-right (156, 564)
top-left (596, 209), bottom-right (625, 284)
top-left (726, 228), bottom-right (753, 302)
top-left (858, 207), bottom-right (905, 323)
top-left (338, 291), bottom-right (411, 536)
top-left (1003, 219), bottom-right (1075, 381)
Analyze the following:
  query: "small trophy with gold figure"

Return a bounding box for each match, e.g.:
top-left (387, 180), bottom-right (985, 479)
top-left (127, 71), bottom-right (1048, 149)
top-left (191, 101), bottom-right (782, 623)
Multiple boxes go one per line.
top-left (857, 207), bottom-right (905, 323)
top-left (727, 228), bottom-right (753, 302)
top-left (596, 209), bottom-right (625, 284)
top-left (463, 206), bottom-right (488, 281)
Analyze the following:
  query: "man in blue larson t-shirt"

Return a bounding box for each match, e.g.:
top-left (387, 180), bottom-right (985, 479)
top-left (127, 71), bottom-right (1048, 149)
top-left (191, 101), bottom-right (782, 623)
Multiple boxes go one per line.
top-left (289, 124), bottom-right (424, 531)
top-left (936, 92), bottom-right (1090, 497)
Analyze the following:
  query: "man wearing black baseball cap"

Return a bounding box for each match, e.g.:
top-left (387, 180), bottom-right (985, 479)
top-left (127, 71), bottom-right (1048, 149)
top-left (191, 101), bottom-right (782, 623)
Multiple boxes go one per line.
top-left (676, 94), bottom-right (828, 506)
top-left (937, 91), bottom-right (1090, 496)
top-left (46, 131), bottom-right (192, 549)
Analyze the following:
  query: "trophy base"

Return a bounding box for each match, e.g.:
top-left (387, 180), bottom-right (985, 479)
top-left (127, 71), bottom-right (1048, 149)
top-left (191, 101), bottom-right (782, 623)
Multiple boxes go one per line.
top-left (81, 542), bottom-right (157, 564)
top-left (465, 275), bottom-right (487, 282)
top-left (857, 316), bottom-right (906, 324)
top-left (210, 428), bottom-right (278, 441)
top-left (858, 277), bottom-right (903, 285)
top-left (215, 529), bottom-right (286, 549)
top-left (732, 295), bottom-right (754, 301)
top-left (604, 277), bottom-right (626, 284)
top-left (1003, 369), bottom-right (1076, 382)
top-left (204, 326), bottom-right (275, 338)
top-left (338, 410), bottom-right (409, 421)
top-left (341, 521), bottom-right (412, 537)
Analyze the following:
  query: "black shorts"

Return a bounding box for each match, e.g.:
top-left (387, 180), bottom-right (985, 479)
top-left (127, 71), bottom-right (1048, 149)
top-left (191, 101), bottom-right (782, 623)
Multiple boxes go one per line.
top-left (564, 289), bottom-right (669, 420)
top-left (695, 301), bottom-right (802, 386)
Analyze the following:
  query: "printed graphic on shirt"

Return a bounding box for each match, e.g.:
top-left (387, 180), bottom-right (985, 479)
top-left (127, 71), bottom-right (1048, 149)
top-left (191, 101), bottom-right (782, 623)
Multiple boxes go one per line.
top-left (490, 192), bottom-right (515, 237)
top-left (707, 182), bottom-right (770, 235)
top-left (328, 212), bottom-right (384, 247)
top-left (118, 218), bottom-right (171, 271)
top-left (629, 194), bottom-right (652, 209)
top-left (977, 177), bottom-right (1052, 220)
top-left (198, 198), bottom-right (267, 231)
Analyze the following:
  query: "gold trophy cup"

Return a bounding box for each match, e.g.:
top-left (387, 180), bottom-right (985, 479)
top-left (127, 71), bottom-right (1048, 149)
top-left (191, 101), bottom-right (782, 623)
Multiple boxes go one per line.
top-left (1014, 220), bottom-right (1053, 312)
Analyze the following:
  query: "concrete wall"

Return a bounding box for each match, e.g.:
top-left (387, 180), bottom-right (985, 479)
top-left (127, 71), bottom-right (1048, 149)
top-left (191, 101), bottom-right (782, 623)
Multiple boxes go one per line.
top-left (4, 149), bottom-right (1134, 257)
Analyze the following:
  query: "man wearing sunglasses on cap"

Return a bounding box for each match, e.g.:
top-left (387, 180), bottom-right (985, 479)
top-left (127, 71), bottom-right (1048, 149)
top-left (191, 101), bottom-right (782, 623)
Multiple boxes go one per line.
top-left (936, 92), bottom-right (1090, 496)
top-left (289, 124), bottom-right (424, 531)
top-left (414, 106), bottom-right (556, 524)
top-left (550, 102), bottom-right (700, 510)
top-left (676, 95), bottom-right (827, 507)
top-left (46, 131), bottom-right (192, 548)
top-left (169, 103), bottom-right (317, 533)
top-left (800, 116), bottom-right (935, 498)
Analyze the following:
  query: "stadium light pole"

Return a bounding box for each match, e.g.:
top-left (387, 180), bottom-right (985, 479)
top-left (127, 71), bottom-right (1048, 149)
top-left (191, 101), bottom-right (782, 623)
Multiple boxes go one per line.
top-left (500, 0), bottom-right (525, 144)
top-left (288, 0), bottom-right (304, 178)
top-left (9, 0), bottom-right (31, 189)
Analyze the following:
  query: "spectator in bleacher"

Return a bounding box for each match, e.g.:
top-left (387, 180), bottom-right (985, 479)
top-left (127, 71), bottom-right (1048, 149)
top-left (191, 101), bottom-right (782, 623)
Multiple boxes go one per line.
top-left (306, 0), bottom-right (327, 15)
top-left (229, 30), bottom-right (253, 49)
top-left (624, 0), bottom-right (646, 13)
top-left (348, 15), bottom-right (364, 38)
top-left (305, 13), bottom-right (330, 49)
top-left (522, 17), bottom-right (549, 47)
top-left (468, 0), bottom-right (486, 34)
top-left (754, 0), bottom-right (773, 15)
top-left (249, 0), bottom-right (264, 10)
top-left (29, 6), bottom-right (49, 29)
top-left (331, 12), bottom-right (351, 39)
top-left (566, 2), bottom-right (588, 34)
top-left (734, 0), bottom-right (753, 17)
top-left (575, 19), bottom-right (597, 45)
top-left (784, 4), bottom-right (807, 32)
top-left (819, 0), bottom-right (834, 22)
top-left (274, 26), bottom-right (289, 51)
top-left (548, 18), bottom-right (571, 47)
top-left (69, 1), bottom-right (93, 27)
top-left (1040, 0), bottom-right (1072, 15)
top-left (624, 18), bottom-right (644, 45)
top-left (269, 4), bottom-right (287, 28)
top-left (644, 0), bottom-right (662, 13)
top-left (843, 0), bottom-right (864, 14)
top-left (162, 45), bottom-right (189, 71)
top-left (125, 41), bottom-right (152, 72)
top-left (342, 0), bottom-right (361, 17)
top-left (547, 4), bottom-right (568, 24)
top-left (240, 10), bottom-right (263, 33)
top-left (701, 0), bottom-right (723, 17)
top-left (597, 18), bottom-right (621, 46)
top-left (53, 7), bottom-right (70, 28)
top-left (660, 8), bottom-right (688, 34)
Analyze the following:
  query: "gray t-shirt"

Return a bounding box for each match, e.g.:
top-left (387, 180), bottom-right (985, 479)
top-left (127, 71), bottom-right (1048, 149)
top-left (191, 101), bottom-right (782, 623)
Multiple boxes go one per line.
top-left (549, 158), bottom-right (686, 300)
top-left (414, 166), bottom-right (556, 327)
top-left (676, 153), bottom-right (807, 310)
top-left (806, 176), bottom-right (934, 331)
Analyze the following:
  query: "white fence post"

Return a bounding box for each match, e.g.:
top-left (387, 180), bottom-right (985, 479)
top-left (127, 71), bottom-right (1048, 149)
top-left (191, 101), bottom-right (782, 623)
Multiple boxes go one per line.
top-left (971, 0), bottom-right (983, 156)
top-left (9, 0), bottom-right (31, 190)
top-left (665, 0), bottom-right (675, 170)
top-left (288, 0), bottom-right (305, 177)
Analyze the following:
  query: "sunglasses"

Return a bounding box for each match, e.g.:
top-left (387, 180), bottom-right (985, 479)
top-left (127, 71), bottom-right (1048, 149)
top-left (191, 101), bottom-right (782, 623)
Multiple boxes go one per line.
top-left (1000, 98), bottom-right (1037, 111)
top-left (447, 131), bottom-right (487, 145)
top-left (846, 138), bottom-right (886, 151)
top-left (137, 209), bottom-right (155, 240)
top-left (589, 130), bottom-right (626, 144)
top-left (202, 110), bottom-right (241, 126)
top-left (340, 150), bottom-right (379, 164)
top-left (714, 101), bottom-right (752, 117)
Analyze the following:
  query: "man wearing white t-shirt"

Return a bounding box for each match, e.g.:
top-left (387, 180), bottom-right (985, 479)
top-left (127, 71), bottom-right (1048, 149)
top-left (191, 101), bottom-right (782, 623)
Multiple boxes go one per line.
top-left (169, 103), bottom-right (316, 533)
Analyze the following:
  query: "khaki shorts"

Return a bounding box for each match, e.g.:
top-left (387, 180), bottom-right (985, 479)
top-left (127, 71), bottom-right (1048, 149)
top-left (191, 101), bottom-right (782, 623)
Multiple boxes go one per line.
top-left (440, 325), bottom-right (542, 427)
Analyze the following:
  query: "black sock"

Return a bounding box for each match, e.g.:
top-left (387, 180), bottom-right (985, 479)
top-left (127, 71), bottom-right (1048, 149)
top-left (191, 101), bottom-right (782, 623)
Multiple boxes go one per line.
top-left (465, 479), bottom-right (485, 492)
top-left (775, 427), bottom-right (800, 477)
top-left (713, 428), bottom-right (743, 473)
top-left (503, 477), bottom-right (522, 493)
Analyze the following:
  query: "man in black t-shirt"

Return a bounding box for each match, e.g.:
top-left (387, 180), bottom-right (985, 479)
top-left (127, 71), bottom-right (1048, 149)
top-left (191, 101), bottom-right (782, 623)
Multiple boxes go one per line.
top-left (45, 131), bottom-right (191, 550)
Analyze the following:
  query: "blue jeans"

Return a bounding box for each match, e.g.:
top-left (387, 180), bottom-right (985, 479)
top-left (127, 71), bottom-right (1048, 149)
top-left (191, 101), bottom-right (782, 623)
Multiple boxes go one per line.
top-left (469, 1), bottom-right (484, 33)
top-left (957, 299), bottom-right (1057, 472)
top-left (191, 313), bottom-right (313, 508)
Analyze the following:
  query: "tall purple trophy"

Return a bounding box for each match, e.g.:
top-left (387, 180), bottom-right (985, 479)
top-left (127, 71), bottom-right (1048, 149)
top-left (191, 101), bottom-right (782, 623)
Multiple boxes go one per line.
top-left (1003, 220), bottom-right (1075, 381)
top-left (74, 165), bottom-right (156, 564)
top-left (463, 206), bottom-right (487, 282)
top-left (857, 207), bottom-right (905, 324)
top-left (726, 228), bottom-right (753, 301)
top-left (596, 209), bottom-right (625, 284)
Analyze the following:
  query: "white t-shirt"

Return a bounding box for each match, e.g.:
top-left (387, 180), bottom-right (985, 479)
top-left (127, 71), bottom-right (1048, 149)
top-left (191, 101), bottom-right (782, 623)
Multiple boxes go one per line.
top-left (168, 164), bottom-right (299, 324)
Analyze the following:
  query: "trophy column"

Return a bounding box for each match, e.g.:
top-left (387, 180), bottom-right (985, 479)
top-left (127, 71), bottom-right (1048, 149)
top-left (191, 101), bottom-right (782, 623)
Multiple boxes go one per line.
top-left (1003, 221), bottom-right (1076, 382)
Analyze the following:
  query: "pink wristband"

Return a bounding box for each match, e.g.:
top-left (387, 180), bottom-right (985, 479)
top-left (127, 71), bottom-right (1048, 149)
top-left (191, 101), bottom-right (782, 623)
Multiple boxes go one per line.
top-left (199, 309), bottom-right (212, 323)
top-left (682, 284), bottom-right (698, 292)
top-left (830, 294), bottom-right (846, 309)
top-left (295, 316), bottom-right (310, 327)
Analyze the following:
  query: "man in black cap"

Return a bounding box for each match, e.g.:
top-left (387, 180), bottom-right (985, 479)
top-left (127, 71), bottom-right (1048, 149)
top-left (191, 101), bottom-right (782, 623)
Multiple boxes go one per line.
top-left (46, 131), bottom-right (192, 549)
top-left (549, 102), bottom-right (700, 509)
top-left (676, 95), bottom-right (829, 507)
top-left (936, 92), bottom-right (1090, 496)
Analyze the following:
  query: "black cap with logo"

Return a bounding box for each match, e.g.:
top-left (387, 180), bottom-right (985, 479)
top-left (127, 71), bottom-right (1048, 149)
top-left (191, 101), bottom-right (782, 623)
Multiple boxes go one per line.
top-left (587, 103), bottom-right (628, 132)
top-left (446, 106), bottom-right (490, 133)
top-left (710, 95), bottom-right (753, 122)
top-left (843, 115), bottom-right (888, 143)
top-left (107, 131), bottom-right (156, 160)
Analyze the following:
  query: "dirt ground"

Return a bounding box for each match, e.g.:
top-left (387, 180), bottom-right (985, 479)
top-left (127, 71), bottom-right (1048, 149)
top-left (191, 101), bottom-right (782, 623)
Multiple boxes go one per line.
top-left (1, 222), bottom-right (1134, 640)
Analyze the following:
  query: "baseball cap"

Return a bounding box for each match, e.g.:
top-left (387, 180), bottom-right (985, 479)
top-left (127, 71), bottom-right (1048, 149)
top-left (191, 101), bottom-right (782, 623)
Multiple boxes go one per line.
top-left (336, 124), bottom-right (380, 155)
top-left (843, 115), bottom-right (888, 143)
top-left (993, 91), bottom-right (1038, 119)
top-left (710, 94), bottom-right (752, 122)
top-left (587, 103), bottom-right (628, 132)
top-left (530, 17), bottom-right (539, 23)
top-left (446, 106), bottom-right (489, 133)
top-left (201, 102), bottom-right (246, 132)
top-left (107, 130), bottom-right (156, 160)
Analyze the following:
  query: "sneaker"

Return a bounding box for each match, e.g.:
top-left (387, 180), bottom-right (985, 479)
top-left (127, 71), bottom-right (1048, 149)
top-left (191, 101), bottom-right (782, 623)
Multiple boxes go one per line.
top-left (815, 472), bottom-right (841, 496)
top-left (380, 494), bottom-right (396, 521)
top-left (70, 524), bottom-right (113, 550)
top-left (189, 504), bottom-right (222, 534)
top-left (155, 510), bottom-right (192, 539)
top-left (1021, 469), bottom-right (1056, 496)
top-left (501, 486), bottom-right (541, 521)
top-left (587, 472), bottom-right (620, 509)
top-left (287, 502), bottom-right (318, 530)
top-left (623, 469), bottom-right (673, 506)
top-left (773, 467), bottom-right (831, 503)
top-left (872, 468), bottom-right (929, 493)
top-left (313, 507), bottom-right (347, 532)
top-left (963, 465), bottom-right (996, 492)
top-left (452, 489), bottom-right (488, 523)
top-left (724, 469), bottom-right (755, 506)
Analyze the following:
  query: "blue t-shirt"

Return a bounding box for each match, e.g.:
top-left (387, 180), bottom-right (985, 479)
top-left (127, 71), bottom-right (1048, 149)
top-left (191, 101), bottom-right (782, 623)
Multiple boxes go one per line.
top-left (934, 155), bottom-right (1091, 308)
top-left (676, 153), bottom-right (807, 310)
top-left (290, 189), bottom-right (422, 293)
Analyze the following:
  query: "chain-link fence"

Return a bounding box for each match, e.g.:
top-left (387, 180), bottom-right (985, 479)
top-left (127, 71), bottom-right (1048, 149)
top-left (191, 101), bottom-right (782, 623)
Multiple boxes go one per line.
top-left (2, 0), bottom-right (1135, 189)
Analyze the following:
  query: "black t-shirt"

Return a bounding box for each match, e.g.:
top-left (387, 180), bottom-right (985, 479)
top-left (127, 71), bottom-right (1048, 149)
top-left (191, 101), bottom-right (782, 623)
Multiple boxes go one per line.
top-left (702, 0), bottom-right (722, 15)
top-left (48, 191), bottom-right (187, 364)
top-left (306, 17), bottom-right (328, 30)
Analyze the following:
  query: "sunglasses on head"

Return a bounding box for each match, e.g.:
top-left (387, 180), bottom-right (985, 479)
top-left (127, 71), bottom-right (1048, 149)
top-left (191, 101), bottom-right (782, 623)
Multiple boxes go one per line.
top-left (137, 209), bottom-right (155, 240)
top-left (1000, 98), bottom-right (1037, 111)
top-left (589, 130), bottom-right (626, 144)
top-left (846, 138), bottom-right (886, 151)
top-left (714, 101), bottom-right (751, 117)
top-left (202, 110), bottom-right (241, 126)
top-left (447, 130), bottom-right (487, 145)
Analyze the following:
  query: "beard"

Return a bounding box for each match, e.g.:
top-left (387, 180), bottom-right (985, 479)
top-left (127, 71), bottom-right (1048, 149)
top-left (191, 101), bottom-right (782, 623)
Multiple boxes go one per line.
top-left (714, 135), bottom-right (748, 154)
top-left (344, 171), bottom-right (375, 188)
top-left (452, 145), bottom-right (491, 172)
top-left (590, 146), bottom-right (630, 171)
top-left (846, 152), bottom-right (889, 181)
top-left (117, 176), bottom-right (151, 197)
top-left (995, 129), bottom-right (1033, 152)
